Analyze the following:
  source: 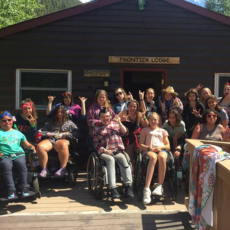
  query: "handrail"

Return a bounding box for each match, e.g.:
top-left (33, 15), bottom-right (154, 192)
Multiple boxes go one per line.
top-left (185, 139), bottom-right (230, 230)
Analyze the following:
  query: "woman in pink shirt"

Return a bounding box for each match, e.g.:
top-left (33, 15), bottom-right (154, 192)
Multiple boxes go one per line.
top-left (139, 112), bottom-right (170, 205)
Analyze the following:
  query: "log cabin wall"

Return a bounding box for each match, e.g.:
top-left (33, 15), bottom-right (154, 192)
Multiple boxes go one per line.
top-left (1, 0), bottom-right (230, 154)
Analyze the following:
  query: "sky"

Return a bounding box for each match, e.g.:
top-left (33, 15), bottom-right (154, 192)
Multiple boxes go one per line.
top-left (80, 0), bottom-right (92, 3)
top-left (186, 0), bottom-right (205, 7)
top-left (79, 0), bottom-right (206, 7)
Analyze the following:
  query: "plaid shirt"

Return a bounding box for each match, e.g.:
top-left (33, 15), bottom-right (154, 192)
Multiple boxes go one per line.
top-left (161, 97), bottom-right (183, 123)
top-left (92, 121), bottom-right (127, 155)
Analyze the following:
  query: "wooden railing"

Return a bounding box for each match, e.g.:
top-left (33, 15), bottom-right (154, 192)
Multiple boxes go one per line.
top-left (185, 139), bottom-right (230, 230)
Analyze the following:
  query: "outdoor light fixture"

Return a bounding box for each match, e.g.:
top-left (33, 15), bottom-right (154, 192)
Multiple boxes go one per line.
top-left (138, 0), bottom-right (146, 10)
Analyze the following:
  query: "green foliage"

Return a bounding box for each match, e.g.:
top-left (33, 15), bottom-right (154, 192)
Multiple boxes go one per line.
top-left (0, 0), bottom-right (44, 29)
top-left (205, 0), bottom-right (230, 17)
top-left (0, 0), bottom-right (83, 29)
top-left (38, 0), bottom-right (82, 15)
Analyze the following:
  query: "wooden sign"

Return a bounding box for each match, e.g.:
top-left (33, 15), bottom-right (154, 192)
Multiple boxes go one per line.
top-left (109, 56), bottom-right (180, 64)
top-left (84, 70), bottom-right (110, 77)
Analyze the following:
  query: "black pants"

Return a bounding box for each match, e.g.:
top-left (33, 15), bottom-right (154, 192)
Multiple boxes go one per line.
top-left (0, 155), bottom-right (27, 192)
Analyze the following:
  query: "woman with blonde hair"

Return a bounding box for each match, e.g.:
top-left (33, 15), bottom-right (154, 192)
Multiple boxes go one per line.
top-left (112, 87), bottom-right (132, 114)
top-left (139, 112), bottom-right (170, 205)
top-left (87, 89), bottom-right (115, 137)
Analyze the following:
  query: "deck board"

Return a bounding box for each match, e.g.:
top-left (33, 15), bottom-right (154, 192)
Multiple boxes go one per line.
top-left (0, 172), bottom-right (194, 229)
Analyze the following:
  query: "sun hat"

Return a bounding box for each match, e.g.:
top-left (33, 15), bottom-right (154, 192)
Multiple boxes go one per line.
top-left (162, 86), bottom-right (178, 96)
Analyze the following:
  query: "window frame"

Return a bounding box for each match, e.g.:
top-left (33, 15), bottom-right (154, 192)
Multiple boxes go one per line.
top-left (214, 73), bottom-right (230, 99)
top-left (15, 69), bottom-right (72, 110)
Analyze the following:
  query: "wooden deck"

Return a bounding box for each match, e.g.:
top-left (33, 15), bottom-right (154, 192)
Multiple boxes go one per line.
top-left (0, 172), bottom-right (195, 229)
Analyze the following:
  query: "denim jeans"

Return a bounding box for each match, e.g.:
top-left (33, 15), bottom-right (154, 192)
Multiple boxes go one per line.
top-left (0, 155), bottom-right (27, 192)
top-left (100, 152), bottom-right (132, 190)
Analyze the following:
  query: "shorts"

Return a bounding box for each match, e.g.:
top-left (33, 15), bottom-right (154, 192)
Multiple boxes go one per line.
top-left (143, 149), bottom-right (170, 156)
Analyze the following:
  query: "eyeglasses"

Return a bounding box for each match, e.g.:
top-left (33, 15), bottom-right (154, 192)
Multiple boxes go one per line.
top-left (62, 92), bottom-right (72, 97)
top-left (115, 92), bottom-right (123, 97)
top-left (1, 119), bottom-right (12, 123)
top-left (206, 114), bottom-right (217, 118)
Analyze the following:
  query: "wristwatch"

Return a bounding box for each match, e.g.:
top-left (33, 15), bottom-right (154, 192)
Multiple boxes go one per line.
top-left (148, 147), bottom-right (150, 151)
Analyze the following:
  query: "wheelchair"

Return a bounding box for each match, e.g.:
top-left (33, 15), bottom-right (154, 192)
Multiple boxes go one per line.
top-left (133, 151), bottom-right (182, 202)
top-left (0, 149), bottom-right (41, 202)
top-left (36, 137), bottom-right (80, 187)
top-left (87, 150), bottom-right (132, 199)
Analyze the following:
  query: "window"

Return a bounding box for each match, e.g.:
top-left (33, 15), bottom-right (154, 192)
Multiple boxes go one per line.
top-left (214, 73), bottom-right (230, 99)
top-left (16, 69), bottom-right (72, 110)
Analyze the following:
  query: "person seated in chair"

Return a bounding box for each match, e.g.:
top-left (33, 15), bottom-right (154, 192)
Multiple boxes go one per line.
top-left (139, 112), bottom-right (170, 205)
top-left (36, 105), bottom-right (80, 177)
top-left (162, 109), bottom-right (186, 165)
top-left (92, 108), bottom-right (134, 199)
top-left (0, 111), bottom-right (36, 199)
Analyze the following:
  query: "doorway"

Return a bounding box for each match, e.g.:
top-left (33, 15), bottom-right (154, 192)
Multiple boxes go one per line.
top-left (122, 69), bottom-right (167, 109)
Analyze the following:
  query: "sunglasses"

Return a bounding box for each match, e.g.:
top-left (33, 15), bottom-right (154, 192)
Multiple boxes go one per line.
top-left (206, 114), bottom-right (217, 118)
top-left (62, 93), bottom-right (72, 97)
top-left (115, 92), bottom-right (123, 97)
top-left (1, 119), bottom-right (12, 123)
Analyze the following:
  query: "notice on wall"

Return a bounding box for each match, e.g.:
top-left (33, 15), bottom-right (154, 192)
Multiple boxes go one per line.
top-left (84, 70), bottom-right (110, 77)
top-left (109, 56), bottom-right (180, 64)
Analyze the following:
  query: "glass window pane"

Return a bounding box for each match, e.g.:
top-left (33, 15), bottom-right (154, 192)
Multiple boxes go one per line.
top-left (219, 76), bottom-right (230, 97)
top-left (21, 90), bottom-right (63, 107)
top-left (21, 72), bottom-right (68, 88)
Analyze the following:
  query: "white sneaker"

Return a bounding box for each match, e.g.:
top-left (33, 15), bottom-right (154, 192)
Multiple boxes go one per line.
top-left (143, 187), bottom-right (151, 205)
top-left (152, 184), bottom-right (163, 196)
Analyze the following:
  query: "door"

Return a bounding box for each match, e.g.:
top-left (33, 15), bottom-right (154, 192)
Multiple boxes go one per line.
top-left (122, 69), bottom-right (166, 109)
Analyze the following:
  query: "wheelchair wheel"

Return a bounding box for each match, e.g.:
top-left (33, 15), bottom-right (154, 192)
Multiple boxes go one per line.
top-left (87, 154), bottom-right (99, 193)
top-left (68, 164), bottom-right (78, 186)
top-left (32, 177), bottom-right (40, 192)
top-left (134, 153), bottom-right (142, 191)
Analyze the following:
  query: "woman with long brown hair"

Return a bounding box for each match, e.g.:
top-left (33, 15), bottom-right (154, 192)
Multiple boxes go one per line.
top-left (121, 100), bottom-right (148, 173)
top-left (14, 98), bottom-right (38, 143)
top-left (36, 105), bottom-right (80, 177)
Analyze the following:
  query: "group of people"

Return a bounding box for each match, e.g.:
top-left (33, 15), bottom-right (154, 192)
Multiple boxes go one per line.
top-left (0, 82), bottom-right (230, 204)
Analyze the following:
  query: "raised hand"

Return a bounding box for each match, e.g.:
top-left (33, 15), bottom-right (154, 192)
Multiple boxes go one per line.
top-left (113, 115), bottom-right (121, 124)
top-left (27, 115), bottom-right (36, 126)
top-left (195, 83), bottom-right (203, 92)
top-left (121, 114), bottom-right (129, 122)
top-left (192, 108), bottom-right (202, 117)
top-left (127, 92), bottom-right (133, 100)
top-left (160, 100), bottom-right (165, 112)
top-left (79, 97), bottom-right (88, 102)
top-left (173, 98), bottom-right (179, 107)
top-left (48, 95), bottom-right (56, 102)
top-left (139, 90), bottom-right (145, 100)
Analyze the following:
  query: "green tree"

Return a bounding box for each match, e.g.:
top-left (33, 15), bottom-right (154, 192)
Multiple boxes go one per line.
top-left (0, 0), bottom-right (44, 29)
top-left (205, 0), bottom-right (230, 17)
top-left (39, 0), bottom-right (82, 15)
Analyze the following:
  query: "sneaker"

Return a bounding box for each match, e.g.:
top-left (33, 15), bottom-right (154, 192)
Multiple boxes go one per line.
top-left (110, 188), bottom-right (121, 199)
top-left (39, 168), bottom-right (49, 177)
top-left (152, 184), bottom-right (163, 196)
top-left (125, 185), bottom-right (134, 198)
top-left (143, 187), bottom-right (151, 205)
top-left (7, 192), bottom-right (15, 200)
top-left (22, 187), bottom-right (29, 197)
top-left (54, 168), bottom-right (66, 177)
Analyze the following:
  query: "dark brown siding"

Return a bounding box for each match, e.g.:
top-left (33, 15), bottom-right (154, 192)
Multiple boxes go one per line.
top-left (1, 0), bottom-right (230, 154)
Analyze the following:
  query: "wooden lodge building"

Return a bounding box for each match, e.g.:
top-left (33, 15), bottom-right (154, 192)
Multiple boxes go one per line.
top-left (1, 0), bottom-right (230, 154)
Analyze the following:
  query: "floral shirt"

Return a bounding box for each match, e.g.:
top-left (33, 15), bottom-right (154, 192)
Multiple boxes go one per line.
top-left (92, 121), bottom-right (127, 155)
